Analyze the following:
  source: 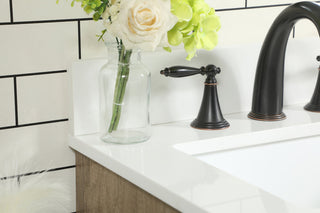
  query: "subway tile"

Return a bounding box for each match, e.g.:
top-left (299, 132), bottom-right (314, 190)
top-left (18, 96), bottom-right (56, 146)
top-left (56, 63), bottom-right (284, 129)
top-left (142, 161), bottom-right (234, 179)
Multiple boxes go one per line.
top-left (247, 0), bottom-right (291, 6)
top-left (0, 22), bottom-right (78, 76)
top-left (247, 0), bottom-right (316, 7)
top-left (0, 122), bottom-right (74, 178)
top-left (0, 78), bottom-right (15, 127)
top-left (216, 7), bottom-right (285, 46)
top-left (294, 19), bottom-right (318, 38)
top-left (13, 0), bottom-right (88, 21)
top-left (207, 0), bottom-right (245, 10)
top-left (17, 73), bottom-right (68, 124)
top-left (0, 0), bottom-right (10, 22)
top-left (80, 20), bottom-right (108, 59)
top-left (20, 168), bottom-right (76, 212)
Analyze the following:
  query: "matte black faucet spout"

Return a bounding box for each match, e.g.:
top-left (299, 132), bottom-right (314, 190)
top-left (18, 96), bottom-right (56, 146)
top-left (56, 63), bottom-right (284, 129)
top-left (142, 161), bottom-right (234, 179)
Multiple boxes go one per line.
top-left (248, 1), bottom-right (320, 121)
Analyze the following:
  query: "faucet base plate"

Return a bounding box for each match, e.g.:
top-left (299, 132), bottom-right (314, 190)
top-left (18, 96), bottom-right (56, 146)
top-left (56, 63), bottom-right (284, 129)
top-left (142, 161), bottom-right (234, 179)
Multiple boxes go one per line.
top-left (191, 119), bottom-right (230, 130)
top-left (248, 112), bottom-right (286, 121)
top-left (304, 103), bottom-right (320, 112)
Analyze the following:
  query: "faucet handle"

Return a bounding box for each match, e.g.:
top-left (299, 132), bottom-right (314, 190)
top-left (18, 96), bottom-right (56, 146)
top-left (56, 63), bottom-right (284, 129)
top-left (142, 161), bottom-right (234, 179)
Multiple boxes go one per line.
top-left (160, 64), bottom-right (221, 78)
top-left (160, 66), bottom-right (205, 78)
top-left (205, 64), bottom-right (221, 76)
top-left (317, 55), bottom-right (320, 61)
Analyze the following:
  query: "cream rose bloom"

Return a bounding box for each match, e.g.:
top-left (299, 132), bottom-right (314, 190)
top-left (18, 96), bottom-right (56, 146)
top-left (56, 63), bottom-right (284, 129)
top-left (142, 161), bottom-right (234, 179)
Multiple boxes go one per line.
top-left (105, 0), bottom-right (177, 51)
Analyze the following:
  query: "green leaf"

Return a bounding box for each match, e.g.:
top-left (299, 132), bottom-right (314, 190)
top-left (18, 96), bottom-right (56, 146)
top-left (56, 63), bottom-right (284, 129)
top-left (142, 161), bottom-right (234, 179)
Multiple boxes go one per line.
top-left (163, 46), bottom-right (172, 52)
top-left (84, 5), bottom-right (93, 14)
top-left (186, 52), bottom-right (195, 60)
top-left (192, 0), bottom-right (210, 13)
top-left (201, 15), bottom-right (221, 33)
top-left (183, 35), bottom-right (197, 60)
top-left (168, 29), bottom-right (183, 46)
top-left (97, 29), bottom-right (107, 42)
top-left (172, 21), bottom-right (189, 30)
top-left (93, 12), bottom-right (100, 20)
top-left (167, 0), bottom-right (221, 60)
top-left (171, 0), bottom-right (193, 21)
top-left (98, 6), bottom-right (105, 14)
top-left (200, 31), bottom-right (218, 50)
top-left (180, 22), bottom-right (194, 34)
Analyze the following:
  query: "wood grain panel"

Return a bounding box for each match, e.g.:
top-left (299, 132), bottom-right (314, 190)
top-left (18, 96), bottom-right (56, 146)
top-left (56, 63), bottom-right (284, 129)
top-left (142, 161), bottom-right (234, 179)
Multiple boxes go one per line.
top-left (76, 151), bottom-right (180, 213)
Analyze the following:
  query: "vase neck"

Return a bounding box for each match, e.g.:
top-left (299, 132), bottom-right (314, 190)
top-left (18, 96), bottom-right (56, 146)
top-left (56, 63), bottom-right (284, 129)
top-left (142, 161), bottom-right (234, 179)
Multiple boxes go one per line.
top-left (106, 44), bottom-right (141, 65)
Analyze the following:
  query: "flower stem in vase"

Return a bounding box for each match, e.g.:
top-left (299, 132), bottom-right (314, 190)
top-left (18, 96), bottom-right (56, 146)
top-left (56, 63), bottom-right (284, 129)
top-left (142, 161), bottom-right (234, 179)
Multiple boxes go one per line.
top-left (108, 43), bottom-right (132, 133)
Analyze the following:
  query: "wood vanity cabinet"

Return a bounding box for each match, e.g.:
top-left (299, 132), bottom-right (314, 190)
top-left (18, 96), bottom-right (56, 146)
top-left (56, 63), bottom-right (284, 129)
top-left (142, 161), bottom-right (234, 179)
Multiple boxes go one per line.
top-left (76, 152), bottom-right (180, 213)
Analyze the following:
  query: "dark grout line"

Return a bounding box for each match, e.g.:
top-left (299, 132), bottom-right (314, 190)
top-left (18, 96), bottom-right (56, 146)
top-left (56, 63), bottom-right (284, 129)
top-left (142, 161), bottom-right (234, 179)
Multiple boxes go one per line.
top-left (77, 20), bottom-right (82, 60)
top-left (17, 118), bottom-right (69, 127)
top-left (0, 70), bottom-right (67, 79)
top-left (13, 77), bottom-right (18, 126)
top-left (0, 165), bottom-right (76, 181)
top-left (0, 1), bottom-right (318, 26)
top-left (9, 0), bottom-right (13, 23)
top-left (216, 1), bottom-right (320, 12)
top-left (0, 118), bottom-right (69, 130)
top-left (0, 18), bottom-right (92, 26)
top-left (216, 4), bottom-right (288, 12)
top-left (17, 176), bottom-right (21, 186)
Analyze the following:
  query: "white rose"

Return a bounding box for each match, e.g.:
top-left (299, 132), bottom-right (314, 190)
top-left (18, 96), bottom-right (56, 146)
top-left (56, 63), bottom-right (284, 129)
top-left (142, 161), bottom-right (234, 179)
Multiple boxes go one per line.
top-left (105, 0), bottom-right (177, 51)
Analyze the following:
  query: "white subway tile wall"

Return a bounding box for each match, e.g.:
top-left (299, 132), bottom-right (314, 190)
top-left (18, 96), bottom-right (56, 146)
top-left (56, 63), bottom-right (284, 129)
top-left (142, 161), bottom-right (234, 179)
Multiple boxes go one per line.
top-left (217, 6), bottom-right (286, 46)
top-left (0, 78), bottom-right (15, 127)
top-left (208, 0), bottom-right (245, 9)
top-left (0, 23), bottom-right (78, 76)
top-left (0, 1), bottom-right (319, 212)
top-left (295, 19), bottom-right (319, 38)
top-left (247, 0), bottom-right (316, 7)
top-left (13, 0), bottom-right (88, 22)
top-left (80, 20), bottom-right (108, 59)
top-left (0, 0), bottom-right (10, 22)
top-left (0, 122), bottom-right (74, 177)
top-left (17, 73), bottom-right (68, 124)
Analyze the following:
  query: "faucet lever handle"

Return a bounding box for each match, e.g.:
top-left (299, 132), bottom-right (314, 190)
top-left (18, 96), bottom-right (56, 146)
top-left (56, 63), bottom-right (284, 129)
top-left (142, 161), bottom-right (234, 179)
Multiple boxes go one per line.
top-left (160, 66), bottom-right (205, 78)
top-left (160, 64), bottom-right (221, 78)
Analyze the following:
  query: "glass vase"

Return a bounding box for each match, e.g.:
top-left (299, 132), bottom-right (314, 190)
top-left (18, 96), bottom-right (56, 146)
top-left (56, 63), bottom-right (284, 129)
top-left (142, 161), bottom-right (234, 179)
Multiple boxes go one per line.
top-left (99, 42), bottom-right (151, 144)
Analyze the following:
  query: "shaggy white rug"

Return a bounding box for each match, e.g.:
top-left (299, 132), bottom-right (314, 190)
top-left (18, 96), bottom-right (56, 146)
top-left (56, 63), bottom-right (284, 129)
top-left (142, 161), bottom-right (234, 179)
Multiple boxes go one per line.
top-left (0, 143), bottom-right (70, 213)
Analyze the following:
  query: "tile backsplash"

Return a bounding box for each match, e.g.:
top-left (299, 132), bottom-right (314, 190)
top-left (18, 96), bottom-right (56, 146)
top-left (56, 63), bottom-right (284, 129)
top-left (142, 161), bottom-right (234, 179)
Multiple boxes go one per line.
top-left (0, 0), bottom-right (319, 212)
top-left (0, 0), bottom-right (10, 22)
top-left (0, 78), bottom-right (15, 127)
top-left (17, 72), bottom-right (69, 124)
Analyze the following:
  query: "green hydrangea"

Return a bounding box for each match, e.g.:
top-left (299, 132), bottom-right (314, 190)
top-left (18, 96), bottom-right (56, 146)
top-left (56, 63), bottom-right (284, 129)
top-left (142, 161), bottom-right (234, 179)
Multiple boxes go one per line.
top-left (167, 0), bottom-right (221, 60)
top-left (70, 0), bottom-right (109, 21)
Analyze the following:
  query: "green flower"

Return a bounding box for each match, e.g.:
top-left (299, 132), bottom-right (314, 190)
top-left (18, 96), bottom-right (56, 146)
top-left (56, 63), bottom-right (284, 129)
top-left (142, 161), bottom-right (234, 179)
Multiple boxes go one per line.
top-left (167, 0), bottom-right (220, 60)
top-left (69, 0), bottom-right (109, 21)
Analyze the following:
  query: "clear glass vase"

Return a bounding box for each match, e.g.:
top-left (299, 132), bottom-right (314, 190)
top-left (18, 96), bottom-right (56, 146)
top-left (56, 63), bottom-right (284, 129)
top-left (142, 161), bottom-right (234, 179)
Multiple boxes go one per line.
top-left (99, 43), bottom-right (151, 144)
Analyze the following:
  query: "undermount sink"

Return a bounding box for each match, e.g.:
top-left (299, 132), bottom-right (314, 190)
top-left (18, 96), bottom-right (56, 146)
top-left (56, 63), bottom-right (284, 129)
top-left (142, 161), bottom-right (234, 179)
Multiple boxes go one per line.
top-left (182, 136), bottom-right (320, 209)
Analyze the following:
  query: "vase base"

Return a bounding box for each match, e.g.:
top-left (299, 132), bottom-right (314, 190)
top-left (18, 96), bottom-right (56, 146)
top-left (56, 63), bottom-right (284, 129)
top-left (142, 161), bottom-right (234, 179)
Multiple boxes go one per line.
top-left (101, 130), bottom-right (150, 144)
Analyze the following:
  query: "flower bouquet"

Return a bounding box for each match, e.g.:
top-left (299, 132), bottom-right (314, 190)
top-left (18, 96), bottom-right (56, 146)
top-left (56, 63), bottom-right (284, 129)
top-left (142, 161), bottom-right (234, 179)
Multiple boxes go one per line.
top-left (68, 0), bottom-right (221, 143)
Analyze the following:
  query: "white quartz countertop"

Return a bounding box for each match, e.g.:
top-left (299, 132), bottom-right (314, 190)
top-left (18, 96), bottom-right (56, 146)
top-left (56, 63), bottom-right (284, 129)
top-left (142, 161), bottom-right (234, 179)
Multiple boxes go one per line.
top-left (70, 104), bottom-right (320, 213)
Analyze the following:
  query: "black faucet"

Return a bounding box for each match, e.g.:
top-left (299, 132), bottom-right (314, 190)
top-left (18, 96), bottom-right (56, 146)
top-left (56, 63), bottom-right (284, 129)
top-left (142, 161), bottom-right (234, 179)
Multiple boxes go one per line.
top-left (160, 65), bottom-right (230, 130)
top-left (248, 1), bottom-right (320, 121)
top-left (304, 56), bottom-right (320, 112)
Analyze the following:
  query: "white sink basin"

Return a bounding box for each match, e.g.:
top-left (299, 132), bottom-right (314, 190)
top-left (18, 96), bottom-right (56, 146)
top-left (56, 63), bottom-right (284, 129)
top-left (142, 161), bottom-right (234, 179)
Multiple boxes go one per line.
top-left (193, 136), bottom-right (320, 209)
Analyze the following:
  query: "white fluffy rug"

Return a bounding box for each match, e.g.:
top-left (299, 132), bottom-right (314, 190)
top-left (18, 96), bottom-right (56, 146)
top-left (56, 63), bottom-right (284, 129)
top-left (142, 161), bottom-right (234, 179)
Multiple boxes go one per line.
top-left (0, 144), bottom-right (70, 213)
